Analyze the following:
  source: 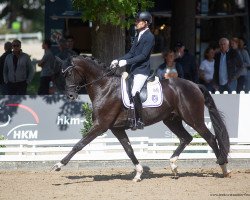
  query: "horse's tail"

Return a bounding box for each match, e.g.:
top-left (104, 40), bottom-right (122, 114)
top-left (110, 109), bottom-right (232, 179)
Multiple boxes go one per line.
top-left (198, 84), bottom-right (230, 163)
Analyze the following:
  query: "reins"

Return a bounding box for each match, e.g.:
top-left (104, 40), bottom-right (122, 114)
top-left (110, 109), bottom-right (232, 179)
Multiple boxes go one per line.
top-left (67, 64), bottom-right (118, 91)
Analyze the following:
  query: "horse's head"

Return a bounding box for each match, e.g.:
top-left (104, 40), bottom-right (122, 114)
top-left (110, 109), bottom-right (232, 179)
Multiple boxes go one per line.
top-left (60, 57), bottom-right (84, 100)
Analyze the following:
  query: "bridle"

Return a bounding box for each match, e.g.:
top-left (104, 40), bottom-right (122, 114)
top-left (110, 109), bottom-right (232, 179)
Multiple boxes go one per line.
top-left (63, 63), bottom-right (118, 93)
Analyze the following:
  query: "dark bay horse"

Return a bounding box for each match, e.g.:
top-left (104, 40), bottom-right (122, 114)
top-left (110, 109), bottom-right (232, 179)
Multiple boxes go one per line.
top-left (52, 55), bottom-right (231, 181)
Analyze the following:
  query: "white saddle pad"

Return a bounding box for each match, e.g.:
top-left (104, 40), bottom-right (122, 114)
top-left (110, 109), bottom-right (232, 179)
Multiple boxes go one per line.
top-left (121, 72), bottom-right (163, 108)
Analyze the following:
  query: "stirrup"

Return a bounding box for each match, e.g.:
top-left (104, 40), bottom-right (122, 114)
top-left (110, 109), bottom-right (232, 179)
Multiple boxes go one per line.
top-left (128, 118), bottom-right (137, 130)
top-left (137, 119), bottom-right (144, 130)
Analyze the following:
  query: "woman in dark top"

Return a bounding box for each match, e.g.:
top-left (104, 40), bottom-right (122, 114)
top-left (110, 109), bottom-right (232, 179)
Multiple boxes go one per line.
top-left (157, 49), bottom-right (184, 80)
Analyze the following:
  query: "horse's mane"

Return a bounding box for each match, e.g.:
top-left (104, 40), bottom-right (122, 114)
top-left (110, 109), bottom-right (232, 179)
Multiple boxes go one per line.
top-left (78, 55), bottom-right (106, 70)
top-left (73, 55), bottom-right (123, 77)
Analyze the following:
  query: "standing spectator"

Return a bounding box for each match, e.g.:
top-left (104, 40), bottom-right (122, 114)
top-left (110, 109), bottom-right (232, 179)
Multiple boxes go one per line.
top-left (199, 47), bottom-right (215, 93)
top-left (213, 37), bottom-right (243, 93)
top-left (156, 49), bottom-right (184, 80)
top-left (3, 39), bottom-right (34, 95)
top-left (230, 37), bottom-right (250, 93)
top-left (37, 39), bottom-right (55, 95)
top-left (0, 42), bottom-right (12, 95)
top-left (57, 38), bottom-right (77, 60)
top-left (66, 35), bottom-right (81, 55)
top-left (175, 42), bottom-right (199, 83)
top-left (53, 38), bottom-right (77, 93)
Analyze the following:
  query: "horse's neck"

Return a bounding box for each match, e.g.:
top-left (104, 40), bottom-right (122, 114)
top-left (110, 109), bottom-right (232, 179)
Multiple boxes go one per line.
top-left (86, 75), bottom-right (119, 103)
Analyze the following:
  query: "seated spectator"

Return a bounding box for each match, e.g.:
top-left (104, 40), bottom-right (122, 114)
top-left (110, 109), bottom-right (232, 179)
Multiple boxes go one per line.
top-left (156, 49), bottom-right (184, 80)
top-left (174, 42), bottom-right (198, 83)
top-left (199, 47), bottom-right (215, 93)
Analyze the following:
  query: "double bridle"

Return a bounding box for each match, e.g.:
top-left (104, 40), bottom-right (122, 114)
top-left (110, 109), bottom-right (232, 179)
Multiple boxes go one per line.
top-left (63, 64), bottom-right (118, 92)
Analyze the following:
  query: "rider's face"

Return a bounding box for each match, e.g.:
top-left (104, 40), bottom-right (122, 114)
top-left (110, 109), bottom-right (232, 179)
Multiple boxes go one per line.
top-left (135, 20), bottom-right (147, 31)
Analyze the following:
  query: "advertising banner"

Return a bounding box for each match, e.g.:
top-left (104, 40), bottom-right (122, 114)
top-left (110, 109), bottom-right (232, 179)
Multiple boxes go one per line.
top-left (0, 94), bottom-right (241, 140)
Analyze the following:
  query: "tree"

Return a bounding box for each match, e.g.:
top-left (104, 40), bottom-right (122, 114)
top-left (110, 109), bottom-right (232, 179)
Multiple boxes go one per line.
top-left (0, 0), bottom-right (45, 32)
top-left (72, 0), bottom-right (154, 65)
top-left (170, 0), bottom-right (196, 54)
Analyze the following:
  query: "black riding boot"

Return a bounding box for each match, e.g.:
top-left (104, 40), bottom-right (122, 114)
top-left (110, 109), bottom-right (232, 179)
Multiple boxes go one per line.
top-left (131, 92), bottom-right (144, 130)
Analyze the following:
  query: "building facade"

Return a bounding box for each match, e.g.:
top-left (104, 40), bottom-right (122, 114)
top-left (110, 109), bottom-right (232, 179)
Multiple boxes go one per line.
top-left (45, 0), bottom-right (250, 61)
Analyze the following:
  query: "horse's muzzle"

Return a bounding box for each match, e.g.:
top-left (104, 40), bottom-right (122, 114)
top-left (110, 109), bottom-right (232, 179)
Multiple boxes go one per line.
top-left (66, 91), bottom-right (78, 101)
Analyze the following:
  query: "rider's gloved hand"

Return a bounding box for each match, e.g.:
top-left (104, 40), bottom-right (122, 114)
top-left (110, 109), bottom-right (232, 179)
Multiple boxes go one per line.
top-left (118, 60), bottom-right (127, 67)
top-left (110, 59), bottom-right (118, 68)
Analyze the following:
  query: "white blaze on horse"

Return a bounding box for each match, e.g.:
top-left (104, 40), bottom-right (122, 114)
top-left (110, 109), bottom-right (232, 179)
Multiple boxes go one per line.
top-left (52, 55), bottom-right (231, 181)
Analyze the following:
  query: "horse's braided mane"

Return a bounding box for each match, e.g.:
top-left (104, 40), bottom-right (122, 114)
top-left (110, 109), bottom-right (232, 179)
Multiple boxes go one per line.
top-left (76, 54), bottom-right (106, 69)
top-left (74, 54), bottom-right (122, 77)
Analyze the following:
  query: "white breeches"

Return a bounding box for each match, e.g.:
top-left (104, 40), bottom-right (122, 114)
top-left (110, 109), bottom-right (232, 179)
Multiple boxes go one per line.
top-left (131, 74), bottom-right (148, 96)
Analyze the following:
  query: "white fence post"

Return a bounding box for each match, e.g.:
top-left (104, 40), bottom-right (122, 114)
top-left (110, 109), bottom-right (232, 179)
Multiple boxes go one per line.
top-left (0, 138), bottom-right (250, 161)
top-left (0, 32), bottom-right (43, 42)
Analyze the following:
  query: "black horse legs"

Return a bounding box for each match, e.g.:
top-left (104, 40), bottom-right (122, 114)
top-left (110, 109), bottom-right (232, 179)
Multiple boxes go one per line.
top-left (163, 117), bottom-right (193, 159)
top-left (111, 128), bottom-right (143, 181)
top-left (111, 128), bottom-right (139, 165)
top-left (60, 128), bottom-right (102, 166)
top-left (193, 124), bottom-right (221, 160)
top-left (163, 117), bottom-right (193, 176)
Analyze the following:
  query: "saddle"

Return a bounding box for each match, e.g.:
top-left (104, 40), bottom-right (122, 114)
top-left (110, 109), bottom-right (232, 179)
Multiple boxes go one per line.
top-left (126, 70), bottom-right (156, 103)
top-left (121, 72), bottom-right (162, 109)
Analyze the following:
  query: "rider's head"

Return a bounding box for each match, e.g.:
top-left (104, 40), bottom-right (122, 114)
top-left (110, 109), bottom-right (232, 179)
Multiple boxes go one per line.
top-left (135, 11), bottom-right (152, 31)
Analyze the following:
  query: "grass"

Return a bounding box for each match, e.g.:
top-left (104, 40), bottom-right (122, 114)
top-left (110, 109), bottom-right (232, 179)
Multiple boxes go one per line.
top-left (27, 71), bottom-right (40, 95)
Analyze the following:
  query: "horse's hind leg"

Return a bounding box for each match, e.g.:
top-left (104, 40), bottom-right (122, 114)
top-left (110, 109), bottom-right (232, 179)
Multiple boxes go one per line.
top-left (163, 116), bottom-right (193, 177)
top-left (111, 128), bottom-right (143, 182)
top-left (191, 123), bottom-right (231, 177)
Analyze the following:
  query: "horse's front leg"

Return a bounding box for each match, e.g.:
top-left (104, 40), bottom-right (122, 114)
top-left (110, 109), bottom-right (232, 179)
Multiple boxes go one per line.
top-left (111, 128), bottom-right (143, 182)
top-left (51, 124), bottom-right (105, 171)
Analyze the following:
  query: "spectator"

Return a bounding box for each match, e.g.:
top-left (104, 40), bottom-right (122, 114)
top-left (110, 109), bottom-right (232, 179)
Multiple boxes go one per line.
top-left (199, 46), bottom-right (215, 93)
top-left (37, 39), bottom-right (55, 95)
top-left (230, 37), bottom-right (250, 93)
top-left (3, 39), bottom-right (34, 95)
top-left (56, 38), bottom-right (77, 60)
top-left (156, 49), bottom-right (184, 80)
top-left (0, 42), bottom-right (12, 95)
top-left (53, 38), bottom-right (77, 93)
top-left (175, 42), bottom-right (199, 83)
top-left (213, 37), bottom-right (243, 93)
top-left (66, 35), bottom-right (81, 55)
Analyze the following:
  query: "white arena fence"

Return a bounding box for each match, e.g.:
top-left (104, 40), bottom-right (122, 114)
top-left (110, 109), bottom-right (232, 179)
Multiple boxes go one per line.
top-left (0, 32), bottom-right (42, 42)
top-left (0, 137), bottom-right (250, 162)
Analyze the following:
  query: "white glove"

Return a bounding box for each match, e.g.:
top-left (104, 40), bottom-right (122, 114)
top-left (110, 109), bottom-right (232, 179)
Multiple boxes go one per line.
top-left (110, 59), bottom-right (118, 68)
top-left (118, 60), bottom-right (127, 67)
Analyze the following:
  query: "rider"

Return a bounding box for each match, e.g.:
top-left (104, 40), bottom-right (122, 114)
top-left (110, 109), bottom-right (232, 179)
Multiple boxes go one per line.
top-left (111, 11), bottom-right (155, 130)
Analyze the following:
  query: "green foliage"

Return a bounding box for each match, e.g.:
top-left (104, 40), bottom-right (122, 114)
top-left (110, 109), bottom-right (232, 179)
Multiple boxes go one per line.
top-left (27, 71), bottom-right (41, 95)
top-left (0, 135), bottom-right (6, 148)
top-left (72, 0), bottom-right (154, 29)
top-left (0, 0), bottom-right (45, 32)
top-left (81, 103), bottom-right (93, 137)
top-left (192, 133), bottom-right (202, 138)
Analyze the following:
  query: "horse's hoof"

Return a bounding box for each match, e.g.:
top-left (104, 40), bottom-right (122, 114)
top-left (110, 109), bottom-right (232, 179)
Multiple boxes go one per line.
top-left (171, 175), bottom-right (179, 180)
top-left (170, 163), bottom-right (178, 176)
top-left (223, 170), bottom-right (232, 178)
top-left (51, 162), bottom-right (64, 172)
top-left (133, 178), bottom-right (142, 182)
